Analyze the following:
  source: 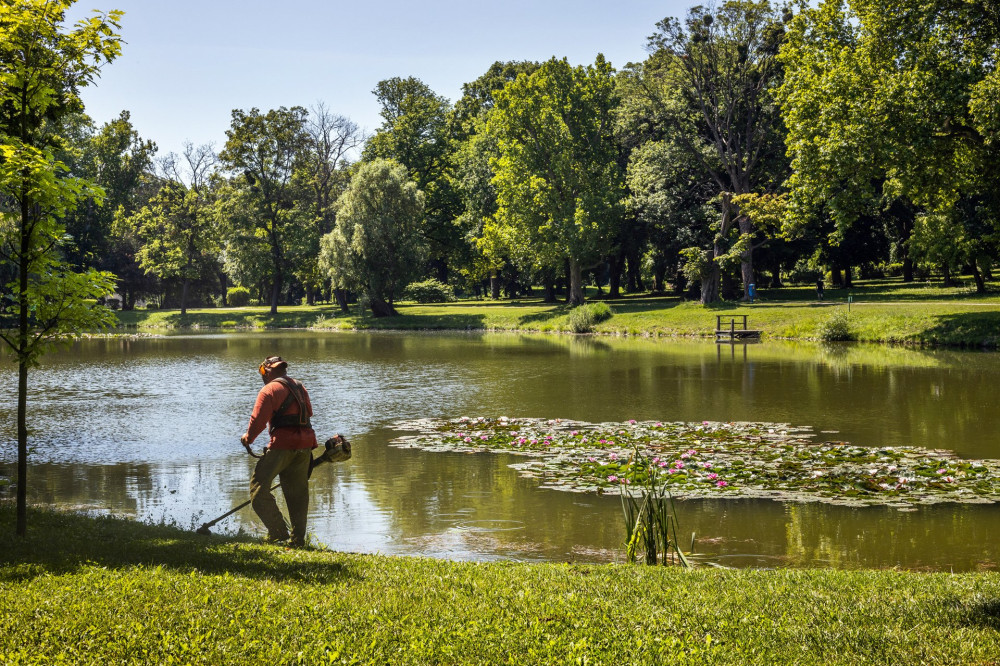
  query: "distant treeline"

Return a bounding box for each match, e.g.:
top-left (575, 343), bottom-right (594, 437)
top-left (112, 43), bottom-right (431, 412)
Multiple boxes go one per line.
top-left (40, 1), bottom-right (1000, 315)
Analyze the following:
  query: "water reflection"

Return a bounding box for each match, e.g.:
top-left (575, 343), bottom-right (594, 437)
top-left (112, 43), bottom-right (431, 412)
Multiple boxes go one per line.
top-left (2, 331), bottom-right (999, 569)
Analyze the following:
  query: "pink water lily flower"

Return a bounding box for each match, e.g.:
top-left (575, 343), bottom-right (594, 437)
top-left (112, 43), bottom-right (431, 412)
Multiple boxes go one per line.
top-left (629, 419), bottom-right (637, 425)
top-left (608, 452), bottom-right (618, 461)
top-left (707, 473), bottom-right (719, 481)
top-left (716, 480), bottom-right (728, 488)
top-left (607, 475), bottom-right (618, 482)
top-left (673, 461), bottom-right (685, 469)
top-left (463, 437), bottom-right (472, 443)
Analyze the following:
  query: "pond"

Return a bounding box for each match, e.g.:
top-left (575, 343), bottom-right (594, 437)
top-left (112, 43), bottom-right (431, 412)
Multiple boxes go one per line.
top-left (1, 331), bottom-right (998, 570)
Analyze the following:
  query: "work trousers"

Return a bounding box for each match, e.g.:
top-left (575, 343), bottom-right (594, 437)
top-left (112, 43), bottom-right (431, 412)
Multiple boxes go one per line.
top-left (250, 448), bottom-right (311, 545)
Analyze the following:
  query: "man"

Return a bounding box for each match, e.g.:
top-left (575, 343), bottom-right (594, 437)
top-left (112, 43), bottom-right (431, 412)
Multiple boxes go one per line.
top-left (241, 356), bottom-right (317, 547)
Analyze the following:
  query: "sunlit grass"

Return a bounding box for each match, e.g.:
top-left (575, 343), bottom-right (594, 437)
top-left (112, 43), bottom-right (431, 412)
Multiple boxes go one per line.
top-left (112, 277), bottom-right (1000, 347)
top-left (2, 504), bottom-right (1000, 664)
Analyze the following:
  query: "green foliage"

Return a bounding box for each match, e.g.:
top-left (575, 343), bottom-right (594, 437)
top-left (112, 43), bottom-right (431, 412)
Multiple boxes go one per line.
top-left (486, 55), bottom-right (624, 305)
top-left (567, 301), bottom-right (613, 333)
top-left (619, 448), bottom-right (688, 566)
top-left (0, 0), bottom-right (123, 536)
top-left (218, 106), bottom-right (311, 314)
top-left (403, 278), bottom-right (456, 303)
top-left (819, 310), bottom-right (855, 342)
top-left (319, 159), bottom-right (426, 317)
top-left (226, 286), bottom-right (251, 307)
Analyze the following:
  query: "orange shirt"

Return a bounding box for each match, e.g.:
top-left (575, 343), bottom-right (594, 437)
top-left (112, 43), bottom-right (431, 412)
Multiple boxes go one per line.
top-left (246, 377), bottom-right (317, 450)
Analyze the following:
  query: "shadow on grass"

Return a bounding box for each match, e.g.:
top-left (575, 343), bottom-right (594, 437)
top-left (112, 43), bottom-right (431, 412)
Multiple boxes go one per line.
top-left (920, 312), bottom-right (1000, 346)
top-left (959, 599), bottom-right (1000, 631)
top-left (0, 504), bottom-right (355, 584)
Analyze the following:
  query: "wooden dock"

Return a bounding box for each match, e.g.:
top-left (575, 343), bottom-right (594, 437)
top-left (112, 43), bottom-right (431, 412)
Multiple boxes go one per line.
top-left (715, 315), bottom-right (761, 342)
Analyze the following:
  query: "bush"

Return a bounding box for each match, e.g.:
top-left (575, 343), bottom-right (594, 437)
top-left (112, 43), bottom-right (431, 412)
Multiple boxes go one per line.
top-left (567, 302), bottom-right (613, 333)
top-left (819, 310), bottom-right (855, 342)
top-left (403, 278), bottom-right (456, 303)
top-left (227, 286), bottom-right (251, 308)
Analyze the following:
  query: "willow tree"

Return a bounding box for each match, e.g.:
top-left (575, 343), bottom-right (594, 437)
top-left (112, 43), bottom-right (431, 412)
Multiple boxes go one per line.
top-left (319, 159), bottom-right (425, 317)
top-left (0, 0), bottom-right (121, 536)
top-left (486, 56), bottom-right (624, 305)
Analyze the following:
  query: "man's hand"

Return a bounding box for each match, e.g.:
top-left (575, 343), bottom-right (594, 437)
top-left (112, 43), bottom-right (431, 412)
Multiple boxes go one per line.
top-left (240, 433), bottom-right (250, 446)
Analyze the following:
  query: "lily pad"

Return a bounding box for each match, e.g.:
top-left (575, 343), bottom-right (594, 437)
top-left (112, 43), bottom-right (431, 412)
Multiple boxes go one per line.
top-left (388, 417), bottom-right (1000, 507)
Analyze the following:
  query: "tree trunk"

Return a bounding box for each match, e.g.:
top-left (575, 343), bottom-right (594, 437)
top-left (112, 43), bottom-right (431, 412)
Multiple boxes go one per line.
top-left (900, 215), bottom-right (914, 282)
top-left (490, 273), bottom-right (501, 299)
top-left (369, 297), bottom-right (398, 317)
top-left (770, 269), bottom-right (782, 288)
top-left (844, 266), bottom-right (853, 289)
top-left (333, 288), bottom-right (349, 313)
top-left (972, 260), bottom-right (986, 294)
top-left (736, 214), bottom-right (755, 301)
top-left (700, 265), bottom-right (720, 304)
top-left (568, 258), bottom-right (585, 305)
top-left (543, 282), bottom-right (556, 303)
top-left (608, 254), bottom-right (623, 299)
top-left (270, 266), bottom-right (281, 315)
top-left (702, 193), bottom-right (734, 305)
top-left (16, 197), bottom-right (31, 536)
top-left (942, 264), bottom-right (954, 287)
top-left (652, 265), bottom-right (667, 293)
top-left (180, 276), bottom-right (189, 316)
top-left (831, 267), bottom-right (843, 288)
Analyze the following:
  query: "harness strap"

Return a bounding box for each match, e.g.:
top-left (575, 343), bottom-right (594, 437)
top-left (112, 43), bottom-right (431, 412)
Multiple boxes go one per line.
top-left (269, 377), bottom-right (311, 432)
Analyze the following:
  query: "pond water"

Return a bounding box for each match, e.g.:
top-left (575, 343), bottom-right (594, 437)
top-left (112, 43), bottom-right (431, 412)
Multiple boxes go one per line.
top-left (1, 331), bottom-right (998, 570)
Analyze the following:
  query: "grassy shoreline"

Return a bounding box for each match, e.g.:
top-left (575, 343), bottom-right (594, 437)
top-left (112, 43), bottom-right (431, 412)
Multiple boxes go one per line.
top-left (115, 279), bottom-right (1000, 348)
top-left (2, 505), bottom-right (999, 664)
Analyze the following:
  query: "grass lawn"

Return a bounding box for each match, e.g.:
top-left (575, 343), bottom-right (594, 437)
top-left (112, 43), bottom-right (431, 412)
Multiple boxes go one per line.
top-left (114, 277), bottom-right (1000, 347)
top-left (1, 505), bottom-right (999, 664)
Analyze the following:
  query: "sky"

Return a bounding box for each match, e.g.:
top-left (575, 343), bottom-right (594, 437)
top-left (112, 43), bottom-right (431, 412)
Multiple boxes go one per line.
top-left (65, 0), bottom-right (691, 159)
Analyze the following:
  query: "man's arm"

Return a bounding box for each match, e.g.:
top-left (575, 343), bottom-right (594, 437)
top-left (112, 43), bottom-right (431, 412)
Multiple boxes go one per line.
top-left (241, 386), bottom-right (276, 447)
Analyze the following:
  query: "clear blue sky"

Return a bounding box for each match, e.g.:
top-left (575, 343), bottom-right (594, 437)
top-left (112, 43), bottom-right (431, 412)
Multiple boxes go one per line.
top-left (67, 0), bottom-right (691, 158)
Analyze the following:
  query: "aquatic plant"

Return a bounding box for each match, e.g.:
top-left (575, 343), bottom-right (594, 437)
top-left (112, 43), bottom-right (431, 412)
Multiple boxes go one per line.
top-left (618, 447), bottom-right (690, 566)
top-left (390, 417), bottom-right (1000, 507)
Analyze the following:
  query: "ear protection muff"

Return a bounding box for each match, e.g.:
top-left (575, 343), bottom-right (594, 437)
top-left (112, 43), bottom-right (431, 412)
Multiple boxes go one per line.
top-left (259, 356), bottom-right (286, 377)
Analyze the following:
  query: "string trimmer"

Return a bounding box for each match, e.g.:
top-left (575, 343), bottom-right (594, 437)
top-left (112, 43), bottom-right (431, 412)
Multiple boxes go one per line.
top-left (196, 435), bottom-right (351, 536)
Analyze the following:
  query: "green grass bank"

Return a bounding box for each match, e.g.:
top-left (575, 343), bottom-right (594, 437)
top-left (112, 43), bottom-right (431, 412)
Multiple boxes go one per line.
top-left (2, 505), bottom-right (999, 664)
top-left (116, 278), bottom-right (1000, 347)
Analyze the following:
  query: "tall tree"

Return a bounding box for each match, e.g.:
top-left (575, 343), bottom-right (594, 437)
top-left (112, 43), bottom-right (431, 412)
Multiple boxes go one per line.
top-left (319, 159), bottom-right (425, 317)
top-left (122, 143), bottom-right (219, 314)
top-left (452, 61), bottom-right (540, 299)
top-left (486, 56), bottom-right (624, 305)
top-left (363, 77), bottom-right (461, 282)
top-left (299, 102), bottom-right (364, 309)
top-left (0, 0), bottom-right (122, 535)
top-left (219, 106), bottom-right (308, 314)
top-left (61, 110), bottom-right (157, 307)
top-left (781, 0), bottom-right (1000, 291)
top-left (640, 0), bottom-right (790, 302)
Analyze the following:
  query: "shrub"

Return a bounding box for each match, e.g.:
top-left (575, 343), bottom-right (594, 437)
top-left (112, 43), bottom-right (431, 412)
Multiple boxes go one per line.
top-left (567, 302), bottom-right (613, 333)
top-left (227, 286), bottom-right (251, 308)
top-left (403, 278), bottom-right (456, 303)
top-left (819, 310), bottom-right (855, 342)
